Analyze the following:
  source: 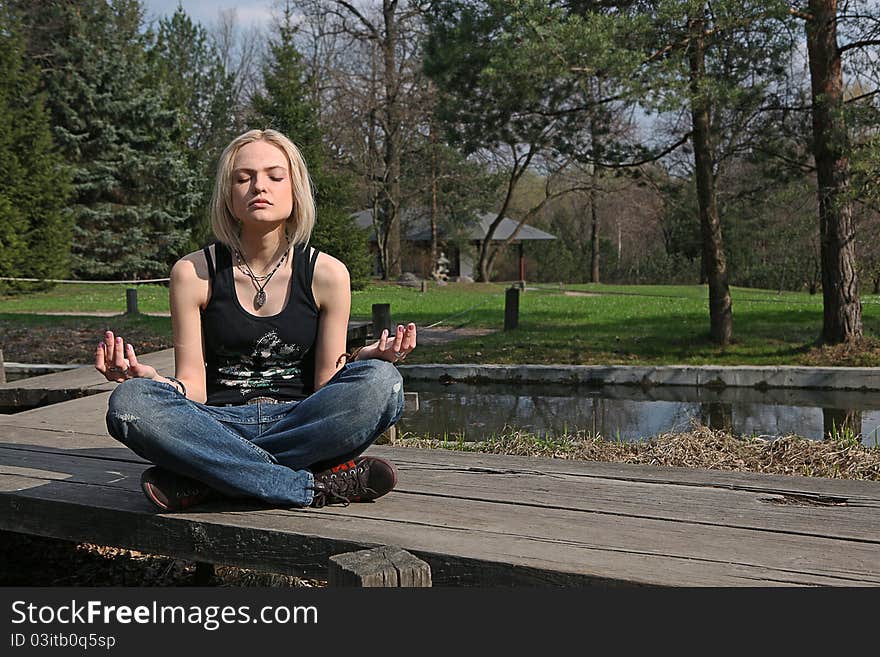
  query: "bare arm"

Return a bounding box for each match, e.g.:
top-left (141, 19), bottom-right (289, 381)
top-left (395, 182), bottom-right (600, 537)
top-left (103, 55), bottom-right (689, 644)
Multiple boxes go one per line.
top-left (168, 252), bottom-right (211, 402)
top-left (311, 251), bottom-right (352, 390)
top-left (94, 251), bottom-right (210, 402)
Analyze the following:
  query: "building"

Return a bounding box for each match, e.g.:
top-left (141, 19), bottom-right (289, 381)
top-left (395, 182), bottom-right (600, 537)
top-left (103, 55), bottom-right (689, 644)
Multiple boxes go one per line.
top-left (351, 209), bottom-right (556, 281)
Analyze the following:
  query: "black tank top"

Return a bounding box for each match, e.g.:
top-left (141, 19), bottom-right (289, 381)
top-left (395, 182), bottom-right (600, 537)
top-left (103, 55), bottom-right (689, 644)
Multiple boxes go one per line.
top-left (201, 241), bottom-right (319, 405)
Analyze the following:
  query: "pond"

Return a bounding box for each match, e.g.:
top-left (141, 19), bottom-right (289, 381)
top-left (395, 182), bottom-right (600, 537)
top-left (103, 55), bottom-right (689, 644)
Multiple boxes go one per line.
top-left (396, 380), bottom-right (880, 446)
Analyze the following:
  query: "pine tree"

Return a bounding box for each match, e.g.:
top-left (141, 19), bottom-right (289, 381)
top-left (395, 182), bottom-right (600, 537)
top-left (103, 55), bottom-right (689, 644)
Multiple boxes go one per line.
top-left (24, 0), bottom-right (200, 279)
top-left (0, 5), bottom-right (72, 290)
top-left (148, 5), bottom-right (238, 249)
top-left (250, 2), bottom-right (370, 288)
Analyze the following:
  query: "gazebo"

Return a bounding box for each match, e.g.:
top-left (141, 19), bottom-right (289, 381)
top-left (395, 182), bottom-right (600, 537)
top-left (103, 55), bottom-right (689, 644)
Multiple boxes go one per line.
top-left (351, 209), bottom-right (556, 280)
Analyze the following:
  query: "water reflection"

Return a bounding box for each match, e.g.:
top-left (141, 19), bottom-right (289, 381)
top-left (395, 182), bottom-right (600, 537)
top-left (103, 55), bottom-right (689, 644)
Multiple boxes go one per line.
top-left (397, 381), bottom-right (880, 446)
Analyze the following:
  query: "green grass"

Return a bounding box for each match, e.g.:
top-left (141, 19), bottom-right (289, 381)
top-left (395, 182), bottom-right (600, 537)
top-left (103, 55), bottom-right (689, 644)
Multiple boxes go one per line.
top-left (0, 284), bottom-right (172, 314)
top-left (3, 280), bottom-right (879, 366)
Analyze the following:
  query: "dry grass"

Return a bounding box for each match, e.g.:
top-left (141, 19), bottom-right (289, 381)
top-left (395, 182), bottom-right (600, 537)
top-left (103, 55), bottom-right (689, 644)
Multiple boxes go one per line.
top-left (391, 423), bottom-right (880, 481)
top-left (800, 336), bottom-right (880, 367)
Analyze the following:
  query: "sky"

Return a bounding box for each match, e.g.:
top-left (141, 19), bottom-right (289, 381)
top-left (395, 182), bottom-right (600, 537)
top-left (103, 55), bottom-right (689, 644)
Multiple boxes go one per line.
top-left (140, 0), bottom-right (276, 30)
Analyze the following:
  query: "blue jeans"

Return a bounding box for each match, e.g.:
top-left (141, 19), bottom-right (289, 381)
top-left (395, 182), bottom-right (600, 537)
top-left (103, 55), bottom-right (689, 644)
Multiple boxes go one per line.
top-left (105, 359), bottom-right (404, 507)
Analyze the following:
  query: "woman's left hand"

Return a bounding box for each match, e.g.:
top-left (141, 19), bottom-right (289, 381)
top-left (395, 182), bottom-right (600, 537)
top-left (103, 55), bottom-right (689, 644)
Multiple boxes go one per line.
top-left (365, 323), bottom-right (417, 363)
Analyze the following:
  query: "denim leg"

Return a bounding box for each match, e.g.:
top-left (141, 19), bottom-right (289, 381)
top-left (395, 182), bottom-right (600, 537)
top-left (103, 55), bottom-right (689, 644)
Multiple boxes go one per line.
top-left (252, 359), bottom-right (405, 472)
top-left (105, 378), bottom-right (315, 506)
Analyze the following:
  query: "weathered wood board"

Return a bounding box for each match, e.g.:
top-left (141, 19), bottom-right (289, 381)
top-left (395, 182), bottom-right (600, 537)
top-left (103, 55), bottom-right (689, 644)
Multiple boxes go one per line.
top-left (1, 359), bottom-right (879, 586)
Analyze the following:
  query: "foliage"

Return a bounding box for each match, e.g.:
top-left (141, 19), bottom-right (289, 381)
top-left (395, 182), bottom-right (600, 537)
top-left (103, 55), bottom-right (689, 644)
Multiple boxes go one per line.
top-left (13, 0), bottom-right (202, 279)
top-left (147, 5), bottom-right (240, 251)
top-left (249, 2), bottom-right (370, 288)
top-left (0, 5), bottom-right (72, 292)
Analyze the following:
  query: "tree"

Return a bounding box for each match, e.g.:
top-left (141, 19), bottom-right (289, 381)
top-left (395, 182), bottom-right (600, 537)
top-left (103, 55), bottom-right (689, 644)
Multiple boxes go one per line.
top-left (616, 1), bottom-right (795, 342)
top-left (250, 1), bottom-right (370, 288)
top-left (793, 0), bottom-right (874, 343)
top-left (148, 5), bottom-right (238, 248)
top-left (0, 4), bottom-right (71, 287)
top-left (424, 1), bottom-right (607, 281)
top-left (15, 0), bottom-right (201, 279)
top-left (301, 0), bottom-right (429, 279)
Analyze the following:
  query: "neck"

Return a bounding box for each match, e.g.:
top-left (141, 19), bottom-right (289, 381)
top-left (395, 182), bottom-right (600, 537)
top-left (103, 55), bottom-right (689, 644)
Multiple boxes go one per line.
top-left (237, 228), bottom-right (289, 271)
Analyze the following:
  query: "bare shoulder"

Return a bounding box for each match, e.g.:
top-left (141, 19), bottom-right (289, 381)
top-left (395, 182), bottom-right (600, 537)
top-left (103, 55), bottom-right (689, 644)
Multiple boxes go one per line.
top-left (170, 247), bottom-right (212, 307)
top-left (312, 250), bottom-right (350, 288)
top-left (311, 249), bottom-right (350, 309)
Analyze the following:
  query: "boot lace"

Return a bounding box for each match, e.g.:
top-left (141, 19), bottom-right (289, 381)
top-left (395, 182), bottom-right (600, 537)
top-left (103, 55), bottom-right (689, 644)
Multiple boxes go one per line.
top-left (310, 462), bottom-right (377, 508)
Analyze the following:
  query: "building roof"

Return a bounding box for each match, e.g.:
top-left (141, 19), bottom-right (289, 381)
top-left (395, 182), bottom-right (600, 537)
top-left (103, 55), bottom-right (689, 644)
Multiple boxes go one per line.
top-left (351, 210), bottom-right (556, 242)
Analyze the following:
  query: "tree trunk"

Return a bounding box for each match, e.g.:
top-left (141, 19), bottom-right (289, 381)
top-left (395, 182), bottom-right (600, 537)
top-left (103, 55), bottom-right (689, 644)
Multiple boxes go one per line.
top-left (589, 90), bottom-right (602, 284)
top-left (688, 14), bottom-right (732, 345)
top-left (589, 176), bottom-right (600, 284)
top-left (805, 0), bottom-right (862, 343)
top-left (380, 0), bottom-right (401, 279)
top-left (429, 123), bottom-right (439, 278)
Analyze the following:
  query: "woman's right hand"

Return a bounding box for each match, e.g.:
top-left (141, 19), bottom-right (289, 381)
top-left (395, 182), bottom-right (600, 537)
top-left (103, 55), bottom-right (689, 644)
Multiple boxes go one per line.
top-left (95, 330), bottom-right (158, 383)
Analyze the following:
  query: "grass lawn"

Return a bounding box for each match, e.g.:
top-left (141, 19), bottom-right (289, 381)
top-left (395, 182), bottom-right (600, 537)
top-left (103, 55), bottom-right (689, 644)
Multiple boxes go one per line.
top-left (2, 280), bottom-right (879, 366)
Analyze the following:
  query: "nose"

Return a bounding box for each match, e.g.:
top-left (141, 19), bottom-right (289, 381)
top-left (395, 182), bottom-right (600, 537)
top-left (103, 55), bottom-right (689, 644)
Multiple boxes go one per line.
top-left (252, 174), bottom-right (268, 193)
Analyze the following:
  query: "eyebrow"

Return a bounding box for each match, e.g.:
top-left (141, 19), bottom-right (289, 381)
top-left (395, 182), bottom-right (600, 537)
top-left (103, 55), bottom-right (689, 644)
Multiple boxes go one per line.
top-left (233, 165), bottom-right (288, 174)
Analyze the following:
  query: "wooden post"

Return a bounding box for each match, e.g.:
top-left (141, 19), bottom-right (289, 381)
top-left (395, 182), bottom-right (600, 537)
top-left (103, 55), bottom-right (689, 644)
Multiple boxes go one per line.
top-left (125, 288), bottom-right (139, 315)
top-left (328, 546), bottom-right (431, 587)
top-left (420, 279), bottom-right (427, 293)
top-left (372, 303), bottom-right (392, 338)
top-left (518, 241), bottom-right (525, 283)
top-left (193, 561), bottom-right (215, 585)
top-left (0, 348), bottom-right (5, 384)
top-left (504, 286), bottom-right (519, 331)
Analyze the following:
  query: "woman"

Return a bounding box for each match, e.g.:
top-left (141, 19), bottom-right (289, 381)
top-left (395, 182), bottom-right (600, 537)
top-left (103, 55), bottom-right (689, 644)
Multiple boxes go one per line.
top-left (96, 129), bottom-right (416, 512)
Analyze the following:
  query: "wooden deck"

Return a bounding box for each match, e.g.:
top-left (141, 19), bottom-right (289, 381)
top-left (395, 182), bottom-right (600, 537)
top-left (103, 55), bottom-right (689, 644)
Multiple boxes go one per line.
top-left (1, 351), bottom-right (879, 586)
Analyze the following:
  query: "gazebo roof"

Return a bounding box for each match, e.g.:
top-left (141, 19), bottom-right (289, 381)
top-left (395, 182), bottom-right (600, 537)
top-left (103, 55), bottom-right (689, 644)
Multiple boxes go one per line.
top-left (351, 210), bottom-right (556, 242)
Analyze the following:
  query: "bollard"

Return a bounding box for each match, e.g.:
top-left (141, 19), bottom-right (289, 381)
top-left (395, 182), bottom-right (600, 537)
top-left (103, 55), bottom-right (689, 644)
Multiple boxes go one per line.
top-left (420, 279), bottom-right (428, 293)
top-left (0, 348), bottom-right (5, 384)
top-left (126, 288), bottom-right (139, 315)
top-left (329, 546), bottom-right (431, 587)
top-left (372, 303), bottom-right (392, 338)
top-left (504, 286), bottom-right (519, 331)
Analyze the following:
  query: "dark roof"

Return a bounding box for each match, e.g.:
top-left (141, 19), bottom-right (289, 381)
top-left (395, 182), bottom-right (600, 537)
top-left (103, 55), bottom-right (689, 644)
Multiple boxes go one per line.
top-left (351, 210), bottom-right (556, 242)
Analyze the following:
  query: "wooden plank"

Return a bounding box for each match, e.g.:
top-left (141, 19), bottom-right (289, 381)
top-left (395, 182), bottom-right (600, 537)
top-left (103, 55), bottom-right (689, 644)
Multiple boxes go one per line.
top-left (2, 441), bottom-right (878, 545)
top-left (369, 446), bottom-right (880, 502)
top-left (1, 446), bottom-right (878, 586)
top-left (2, 474), bottom-right (875, 587)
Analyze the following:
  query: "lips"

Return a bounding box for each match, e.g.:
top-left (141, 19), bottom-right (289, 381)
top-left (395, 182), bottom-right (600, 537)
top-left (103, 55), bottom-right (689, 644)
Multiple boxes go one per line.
top-left (249, 198), bottom-right (272, 207)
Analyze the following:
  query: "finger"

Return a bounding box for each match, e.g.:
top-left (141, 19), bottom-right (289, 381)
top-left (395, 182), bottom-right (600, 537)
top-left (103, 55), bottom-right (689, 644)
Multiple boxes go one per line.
top-left (402, 323), bottom-right (417, 351)
top-left (126, 343), bottom-right (140, 370)
top-left (95, 342), bottom-right (106, 373)
top-left (379, 328), bottom-right (389, 351)
top-left (393, 324), bottom-right (404, 352)
top-left (113, 337), bottom-right (127, 370)
top-left (104, 330), bottom-right (115, 362)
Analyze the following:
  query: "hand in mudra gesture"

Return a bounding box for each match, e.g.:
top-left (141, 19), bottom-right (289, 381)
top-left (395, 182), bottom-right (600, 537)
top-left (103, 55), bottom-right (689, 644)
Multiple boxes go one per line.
top-left (368, 323), bottom-right (417, 363)
top-left (94, 330), bottom-right (157, 383)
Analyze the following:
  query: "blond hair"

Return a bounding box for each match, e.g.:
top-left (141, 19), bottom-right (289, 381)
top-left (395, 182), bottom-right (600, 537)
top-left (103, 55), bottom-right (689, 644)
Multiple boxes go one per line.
top-left (210, 129), bottom-right (316, 252)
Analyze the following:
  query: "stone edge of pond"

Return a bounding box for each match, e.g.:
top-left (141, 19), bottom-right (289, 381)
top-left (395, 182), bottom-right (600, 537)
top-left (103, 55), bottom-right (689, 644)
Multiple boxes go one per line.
top-left (397, 364), bottom-right (880, 391)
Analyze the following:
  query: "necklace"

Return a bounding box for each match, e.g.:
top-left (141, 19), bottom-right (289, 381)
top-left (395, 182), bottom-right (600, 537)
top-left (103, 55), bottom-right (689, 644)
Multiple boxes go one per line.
top-left (235, 238), bottom-right (291, 309)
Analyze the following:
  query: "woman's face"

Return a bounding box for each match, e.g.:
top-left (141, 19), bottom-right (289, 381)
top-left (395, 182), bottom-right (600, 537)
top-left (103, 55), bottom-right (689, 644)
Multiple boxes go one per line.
top-left (229, 140), bottom-right (295, 228)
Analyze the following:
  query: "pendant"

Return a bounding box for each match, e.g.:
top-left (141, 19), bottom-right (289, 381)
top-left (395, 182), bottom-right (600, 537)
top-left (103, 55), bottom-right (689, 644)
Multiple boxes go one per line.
top-left (254, 289), bottom-right (267, 309)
